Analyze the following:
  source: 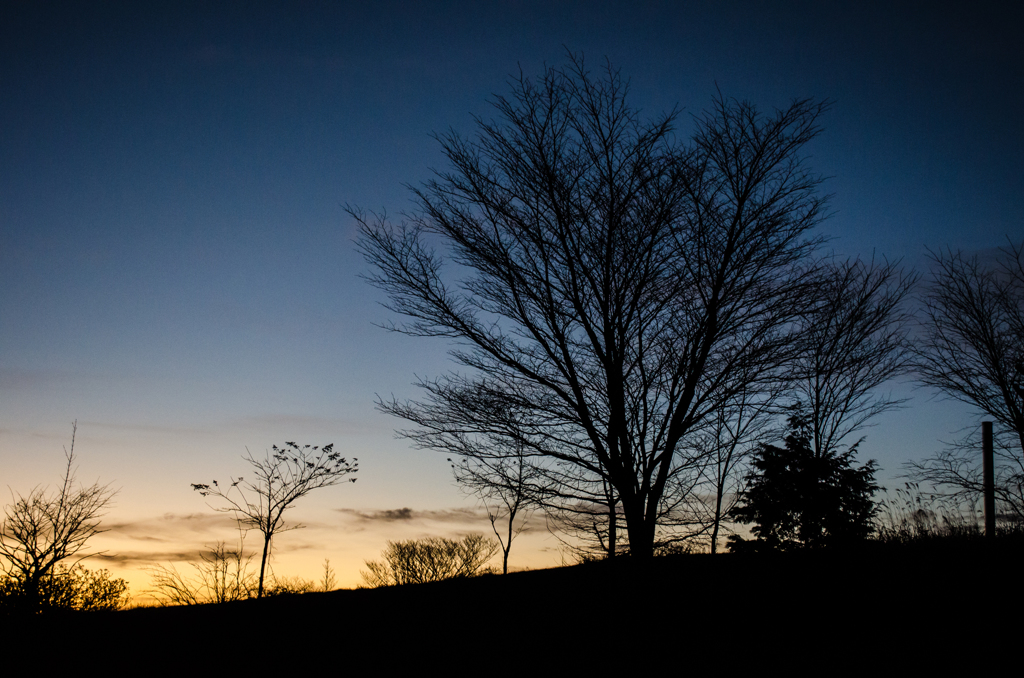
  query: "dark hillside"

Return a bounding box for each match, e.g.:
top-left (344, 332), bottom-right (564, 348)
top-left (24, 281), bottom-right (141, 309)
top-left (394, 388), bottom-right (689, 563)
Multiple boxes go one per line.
top-left (5, 545), bottom-right (1018, 669)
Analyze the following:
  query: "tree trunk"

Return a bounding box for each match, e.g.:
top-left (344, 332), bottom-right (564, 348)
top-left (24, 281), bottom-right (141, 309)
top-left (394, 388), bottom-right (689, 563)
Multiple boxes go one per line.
top-left (621, 493), bottom-right (655, 559)
top-left (607, 497), bottom-right (617, 559)
top-left (258, 534), bottom-right (271, 598)
top-left (711, 482), bottom-right (725, 555)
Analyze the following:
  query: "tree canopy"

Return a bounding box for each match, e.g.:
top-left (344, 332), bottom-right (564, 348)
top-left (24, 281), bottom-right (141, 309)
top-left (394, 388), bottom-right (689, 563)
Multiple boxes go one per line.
top-left (356, 55), bottom-right (830, 557)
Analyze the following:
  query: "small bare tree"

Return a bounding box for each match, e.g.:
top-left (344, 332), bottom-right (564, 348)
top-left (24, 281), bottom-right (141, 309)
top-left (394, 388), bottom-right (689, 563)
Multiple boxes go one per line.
top-left (544, 482), bottom-right (623, 561)
top-left (0, 422), bottom-right (116, 611)
top-left (445, 398), bottom-right (543, 573)
top-left (794, 257), bottom-right (917, 457)
top-left (319, 558), bottom-right (336, 592)
top-left (695, 386), bottom-right (781, 554)
top-left (910, 240), bottom-right (1024, 518)
top-left (192, 442), bottom-right (358, 598)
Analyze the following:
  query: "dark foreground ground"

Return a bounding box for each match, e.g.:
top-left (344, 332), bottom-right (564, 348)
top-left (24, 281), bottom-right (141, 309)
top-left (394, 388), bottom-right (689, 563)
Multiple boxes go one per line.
top-left (5, 541), bottom-right (1019, 670)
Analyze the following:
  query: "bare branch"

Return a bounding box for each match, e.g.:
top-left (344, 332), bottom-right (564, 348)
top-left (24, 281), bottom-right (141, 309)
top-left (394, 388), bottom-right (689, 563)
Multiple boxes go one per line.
top-left (793, 256), bottom-right (918, 457)
top-left (910, 242), bottom-right (1024, 516)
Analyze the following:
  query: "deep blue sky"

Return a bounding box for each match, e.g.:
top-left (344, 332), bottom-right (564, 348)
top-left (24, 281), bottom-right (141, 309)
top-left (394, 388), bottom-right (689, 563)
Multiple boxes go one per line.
top-left (2, 1), bottom-right (1021, 592)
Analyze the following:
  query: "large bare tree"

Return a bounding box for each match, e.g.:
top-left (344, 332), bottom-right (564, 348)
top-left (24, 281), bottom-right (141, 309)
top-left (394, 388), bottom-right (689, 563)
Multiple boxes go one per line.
top-left (909, 241), bottom-right (1024, 518)
top-left (355, 56), bottom-right (828, 558)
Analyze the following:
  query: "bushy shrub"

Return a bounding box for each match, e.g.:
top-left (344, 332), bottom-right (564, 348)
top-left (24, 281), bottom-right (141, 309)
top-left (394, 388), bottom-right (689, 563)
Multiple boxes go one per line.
top-left (361, 534), bottom-right (498, 587)
top-left (1, 564), bottom-right (130, 612)
top-left (263, 576), bottom-right (316, 596)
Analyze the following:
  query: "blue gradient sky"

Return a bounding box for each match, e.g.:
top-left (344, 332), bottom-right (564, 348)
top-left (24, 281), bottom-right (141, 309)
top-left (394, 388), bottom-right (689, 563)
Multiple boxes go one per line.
top-left (2, 1), bottom-right (1021, 596)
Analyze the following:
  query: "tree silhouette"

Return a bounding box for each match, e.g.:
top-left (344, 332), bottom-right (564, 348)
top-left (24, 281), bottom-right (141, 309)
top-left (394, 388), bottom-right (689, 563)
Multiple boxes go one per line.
top-left (0, 422), bottom-right (117, 612)
top-left (444, 396), bottom-right (542, 573)
top-left (730, 408), bottom-right (879, 551)
top-left (909, 241), bottom-right (1024, 518)
top-left (192, 442), bottom-right (357, 598)
top-left (354, 54), bottom-right (829, 558)
top-left (360, 535), bottom-right (498, 587)
top-left (692, 385), bottom-right (780, 554)
top-left (795, 257), bottom-right (917, 457)
top-left (319, 558), bottom-right (337, 592)
top-left (450, 450), bottom-right (537, 575)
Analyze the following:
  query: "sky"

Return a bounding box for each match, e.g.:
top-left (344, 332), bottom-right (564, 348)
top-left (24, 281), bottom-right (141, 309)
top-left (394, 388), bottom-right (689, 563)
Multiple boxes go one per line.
top-left (2, 1), bottom-right (1022, 599)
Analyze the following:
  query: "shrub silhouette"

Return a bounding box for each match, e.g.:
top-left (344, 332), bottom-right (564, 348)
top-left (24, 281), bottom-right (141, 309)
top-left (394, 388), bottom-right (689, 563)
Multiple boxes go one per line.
top-left (1, 563), bottom-right (129, 612)
top-left (361, 535), bottom-right (498, 587)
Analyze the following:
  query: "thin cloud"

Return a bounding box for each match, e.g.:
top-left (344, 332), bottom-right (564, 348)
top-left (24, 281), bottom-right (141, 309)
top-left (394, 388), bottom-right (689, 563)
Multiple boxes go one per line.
top-left (233, 413), bottom-right (379, 437)
top-left (344, 507), bottom-right (415, 522)
top-left (90, 549), bottom-right (212, 567)
top-left (102, 513), bottom-right (331, 565)
top-left (338, 506), bottom-right (487, 526)
top-left (79, 420), bottom-right (212, 436)
top-left (106, 512), bottom-right (240, 543)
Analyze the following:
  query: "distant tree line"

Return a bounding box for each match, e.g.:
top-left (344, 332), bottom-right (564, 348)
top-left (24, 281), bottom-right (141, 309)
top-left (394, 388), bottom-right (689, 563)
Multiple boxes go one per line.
top-left (0, 431), bottom-right (358, 612)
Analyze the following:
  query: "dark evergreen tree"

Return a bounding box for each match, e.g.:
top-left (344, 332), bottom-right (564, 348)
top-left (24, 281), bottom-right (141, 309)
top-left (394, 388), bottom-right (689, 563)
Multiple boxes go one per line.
top-left (729, 409), bottom-right (879, 551)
